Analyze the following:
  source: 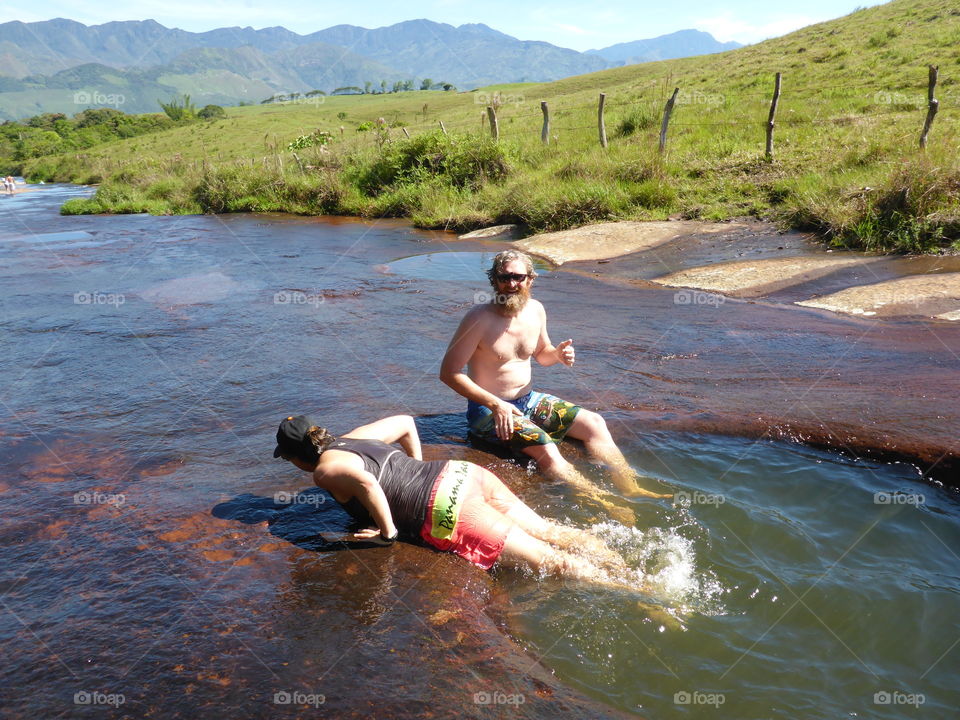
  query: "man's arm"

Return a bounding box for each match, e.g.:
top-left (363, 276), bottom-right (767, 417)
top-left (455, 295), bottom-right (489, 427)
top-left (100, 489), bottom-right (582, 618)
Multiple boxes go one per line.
top-left (532, 302), bottom-right (575, 367)
top-left (439, 308), bottom-right (521, 442)
top-left (439, 308), bottom-right (503, 407)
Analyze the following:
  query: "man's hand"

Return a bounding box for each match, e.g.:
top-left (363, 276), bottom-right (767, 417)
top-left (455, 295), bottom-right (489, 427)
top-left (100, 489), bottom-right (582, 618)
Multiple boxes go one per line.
top-left (555, 339), bottom-right (575, 367)
top-left (492, 399), bottom-right (523, 442)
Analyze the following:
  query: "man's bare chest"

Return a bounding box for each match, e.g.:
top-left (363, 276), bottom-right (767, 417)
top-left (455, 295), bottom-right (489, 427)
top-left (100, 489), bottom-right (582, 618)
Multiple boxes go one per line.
top-left (481, 316), bottom-right (540, 361)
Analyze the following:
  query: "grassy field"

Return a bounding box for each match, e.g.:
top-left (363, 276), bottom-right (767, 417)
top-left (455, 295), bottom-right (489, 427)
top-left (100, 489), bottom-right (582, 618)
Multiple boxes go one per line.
top-left (22, 0), bottom-right (960, 251)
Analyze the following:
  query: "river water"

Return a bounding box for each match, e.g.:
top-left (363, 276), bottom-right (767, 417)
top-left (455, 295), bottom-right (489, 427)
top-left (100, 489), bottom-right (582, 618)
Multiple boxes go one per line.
top-left (2, 185), bottom-right (958, 718)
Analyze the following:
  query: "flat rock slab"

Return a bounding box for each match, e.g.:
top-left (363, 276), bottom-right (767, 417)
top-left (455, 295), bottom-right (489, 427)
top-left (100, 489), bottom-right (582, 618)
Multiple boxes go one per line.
top-left (796, 272), bottom-right (960, 319)
top-left (517, 221), bottom-right (746, 265)
top-left (457, 224), bottom-right (521, 240)
top-left (651, 255), bottom-right (879, 297)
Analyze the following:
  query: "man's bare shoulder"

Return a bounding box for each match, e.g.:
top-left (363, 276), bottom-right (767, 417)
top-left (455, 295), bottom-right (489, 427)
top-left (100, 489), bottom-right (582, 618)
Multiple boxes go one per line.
top-left (525, 298), bottom-right (547, 321)
top-left (460, 302), bottom-right (497, 326)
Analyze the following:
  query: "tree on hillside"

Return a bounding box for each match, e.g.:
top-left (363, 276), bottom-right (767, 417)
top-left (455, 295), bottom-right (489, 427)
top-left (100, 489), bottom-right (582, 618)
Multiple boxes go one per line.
top-left (73, 108), bottom-right (124, 128)
top-left (364, 81), bottom-right (372, 94)
top-left (26, 113), bottom-right (67, 130)
top-left (420, 79), bottom-right (434, 91)
top-left (158, 94), bottom-right (196, 121)
top-left (198, 104), bottom-right (226, 120)
top-left (332, 86), bottom-right (363, 95)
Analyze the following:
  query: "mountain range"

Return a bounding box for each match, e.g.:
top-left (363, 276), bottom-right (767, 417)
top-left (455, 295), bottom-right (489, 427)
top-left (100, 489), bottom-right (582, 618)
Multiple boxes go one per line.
top-left (0, 19), bottom-right (742, 120)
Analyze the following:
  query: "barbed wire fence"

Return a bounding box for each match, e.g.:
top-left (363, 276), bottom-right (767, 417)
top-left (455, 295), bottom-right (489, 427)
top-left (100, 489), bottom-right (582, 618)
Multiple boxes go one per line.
top-left (341, 65), bottom-right (955, 160)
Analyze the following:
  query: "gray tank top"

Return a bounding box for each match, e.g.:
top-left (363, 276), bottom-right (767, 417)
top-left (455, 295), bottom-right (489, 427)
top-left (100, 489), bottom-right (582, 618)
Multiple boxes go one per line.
top-left (327, 438), bottom-right (445, 536)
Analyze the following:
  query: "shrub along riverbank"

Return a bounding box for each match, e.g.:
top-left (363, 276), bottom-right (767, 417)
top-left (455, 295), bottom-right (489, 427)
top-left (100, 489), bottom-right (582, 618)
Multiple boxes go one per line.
top-left (16, 0), bottom-right (960, 252)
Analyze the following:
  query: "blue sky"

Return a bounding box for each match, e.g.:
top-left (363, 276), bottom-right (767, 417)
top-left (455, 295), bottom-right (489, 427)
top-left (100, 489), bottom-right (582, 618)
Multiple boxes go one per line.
top-left (0, 0), bottom-right (887, 50)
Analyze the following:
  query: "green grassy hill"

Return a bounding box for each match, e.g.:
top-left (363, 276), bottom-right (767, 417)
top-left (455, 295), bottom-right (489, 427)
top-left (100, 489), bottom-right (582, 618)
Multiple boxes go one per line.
top-left (22, 0), bottom-right (960, 251)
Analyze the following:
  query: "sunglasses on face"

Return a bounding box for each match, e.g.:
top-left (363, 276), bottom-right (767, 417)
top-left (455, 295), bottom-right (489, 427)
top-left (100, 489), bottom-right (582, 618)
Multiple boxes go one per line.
top-left (495, 272), bottom-right (532, 283)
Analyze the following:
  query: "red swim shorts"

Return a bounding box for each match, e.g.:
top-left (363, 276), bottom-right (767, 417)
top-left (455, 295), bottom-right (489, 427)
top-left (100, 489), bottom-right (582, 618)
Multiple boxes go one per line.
top-left (419, 461), bottom-right (520, 570)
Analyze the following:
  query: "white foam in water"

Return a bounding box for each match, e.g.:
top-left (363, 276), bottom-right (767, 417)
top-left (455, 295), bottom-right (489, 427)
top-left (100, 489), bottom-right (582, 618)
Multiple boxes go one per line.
top-left (592, 521), bottom-right (727, 615)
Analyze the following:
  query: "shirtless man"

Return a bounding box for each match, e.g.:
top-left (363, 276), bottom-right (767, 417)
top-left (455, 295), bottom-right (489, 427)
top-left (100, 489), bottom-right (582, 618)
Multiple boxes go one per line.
top-left (440, 249), bottom-right (666, 500)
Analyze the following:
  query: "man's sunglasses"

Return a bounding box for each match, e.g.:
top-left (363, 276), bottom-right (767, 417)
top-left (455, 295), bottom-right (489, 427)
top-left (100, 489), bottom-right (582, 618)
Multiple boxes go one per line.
top-left (495, 272), bottom-right (532, 283)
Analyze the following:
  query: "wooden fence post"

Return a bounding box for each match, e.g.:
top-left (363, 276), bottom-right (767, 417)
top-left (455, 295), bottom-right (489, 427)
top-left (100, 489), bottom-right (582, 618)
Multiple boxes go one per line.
top-left (541, 101), bottom-right (550, 145)
top-left (486, 106), bottom-right (499, 141)
top-left (659, 87), bottom-right (679, 153)
top-left (438, 120), bottom-right (447, 135)
top-left (598, 93), bottom-right (608, 148)
top-left (402, 127), bottom-right (410, 138)
top-left (765, 72), bottom-right (782, 159)
top-left (920, 65), bottom-right (939, 149)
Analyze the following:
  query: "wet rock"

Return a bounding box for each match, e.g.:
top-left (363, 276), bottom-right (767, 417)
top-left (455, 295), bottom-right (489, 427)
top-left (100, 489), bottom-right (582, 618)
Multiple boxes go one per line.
top-left (517, 221), bottom-right (748, 265)
top-left (651, 255), bottom-right (879, 298)
top-left (796, 272), bottom-right (960, 319)
top-left (457, 224), bottom-right (521, 240)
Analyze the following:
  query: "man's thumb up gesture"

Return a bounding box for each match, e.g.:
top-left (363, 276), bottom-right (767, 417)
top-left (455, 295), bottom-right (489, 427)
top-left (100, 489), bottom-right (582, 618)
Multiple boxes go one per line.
top-left (556, 339), bottom-right (575, 367)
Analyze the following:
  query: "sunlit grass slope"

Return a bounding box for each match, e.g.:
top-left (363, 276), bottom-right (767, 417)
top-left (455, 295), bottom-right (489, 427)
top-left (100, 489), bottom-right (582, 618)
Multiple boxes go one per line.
top-left (27, 0), bottom-right (960, 251)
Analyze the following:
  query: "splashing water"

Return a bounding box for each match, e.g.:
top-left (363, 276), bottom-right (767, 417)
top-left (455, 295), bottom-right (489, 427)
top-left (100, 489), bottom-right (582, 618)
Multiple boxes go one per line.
top-left (591, 520), bottom-right (728, 615)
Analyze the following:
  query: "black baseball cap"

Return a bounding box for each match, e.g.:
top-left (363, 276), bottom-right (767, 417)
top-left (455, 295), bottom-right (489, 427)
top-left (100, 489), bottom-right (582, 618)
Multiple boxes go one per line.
top-left (273, 415), bottom-right (316, 458)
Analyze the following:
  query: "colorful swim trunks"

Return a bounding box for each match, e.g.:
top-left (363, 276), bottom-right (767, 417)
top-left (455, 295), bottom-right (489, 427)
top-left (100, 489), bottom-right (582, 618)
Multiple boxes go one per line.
top-left (419, 461), bottom-right (515, 569)
top-left (466, 390), bottom-right (581, 450)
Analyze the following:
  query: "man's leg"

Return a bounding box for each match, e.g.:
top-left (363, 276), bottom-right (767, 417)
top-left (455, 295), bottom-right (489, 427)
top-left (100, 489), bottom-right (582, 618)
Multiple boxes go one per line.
top-left (564, 409), bottom-right (670, 498)
top-left (520, 443), bottom-right (635, 525)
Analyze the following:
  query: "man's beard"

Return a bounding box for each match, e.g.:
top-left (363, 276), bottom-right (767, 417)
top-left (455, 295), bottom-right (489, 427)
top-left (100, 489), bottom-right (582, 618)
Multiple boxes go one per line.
top-left (493, 285), bottom-right (530, 316)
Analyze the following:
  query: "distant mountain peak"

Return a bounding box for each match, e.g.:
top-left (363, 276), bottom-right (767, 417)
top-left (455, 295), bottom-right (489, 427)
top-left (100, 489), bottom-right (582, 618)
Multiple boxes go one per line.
top-left (587, 29), bottom-right (742, 64)
top-left (0, 18), bottom-right (747, 120)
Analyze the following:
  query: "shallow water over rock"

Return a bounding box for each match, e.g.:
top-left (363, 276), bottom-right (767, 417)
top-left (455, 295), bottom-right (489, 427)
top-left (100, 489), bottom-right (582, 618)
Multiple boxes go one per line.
top-left (1, 186), bottom-right (958, 719)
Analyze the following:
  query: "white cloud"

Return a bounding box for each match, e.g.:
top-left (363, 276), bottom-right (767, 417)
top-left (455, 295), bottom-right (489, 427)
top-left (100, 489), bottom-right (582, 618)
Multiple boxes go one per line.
top-left (554, 23), bottom-right (597, 37)
top-left (695, 12), bottom-right (820, 44)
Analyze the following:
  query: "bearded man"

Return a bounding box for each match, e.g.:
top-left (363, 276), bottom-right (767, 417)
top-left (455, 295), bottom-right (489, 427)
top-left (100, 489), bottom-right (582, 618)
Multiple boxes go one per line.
top-left (440, 250), bottom-right (666, 501)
